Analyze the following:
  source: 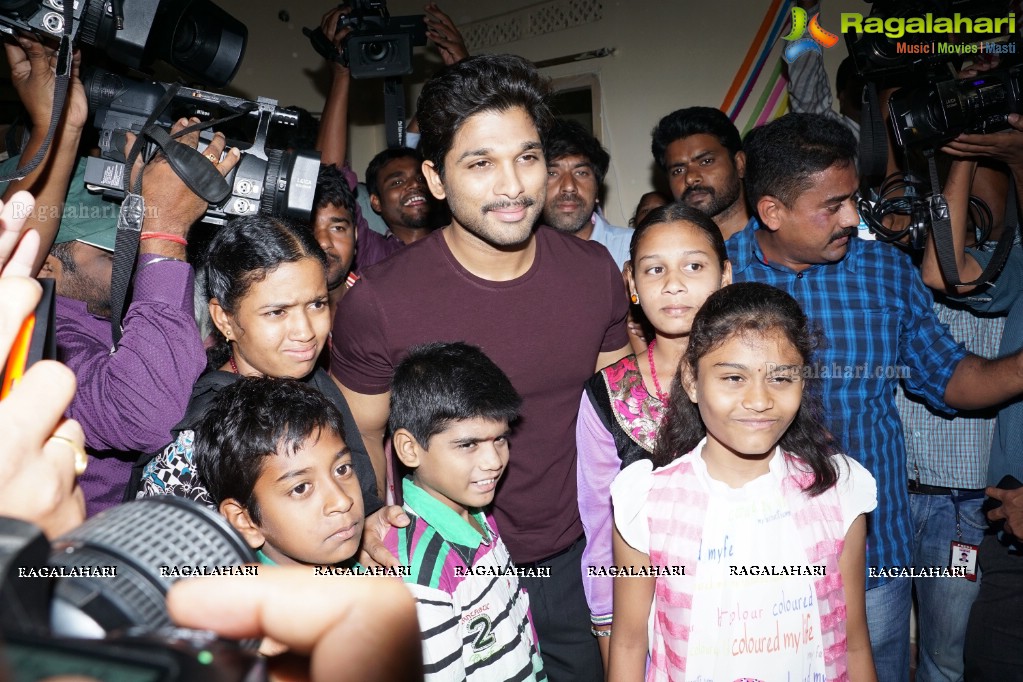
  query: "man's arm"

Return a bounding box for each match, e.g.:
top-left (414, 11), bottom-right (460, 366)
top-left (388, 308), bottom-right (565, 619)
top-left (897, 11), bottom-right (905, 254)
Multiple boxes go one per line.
top-left (921, 159), bottom-right (984, 293)
top-left (404, 3), bottom-right (470, 139)
top-left (314, 5), bottom-right (353, 166)
top-left (66, 121), bottom-right (240, 452)
top-left (2, 35), bottom-right (88, 275)
top-left (334, 379), bottom-right (390, 497)
top-left (944, 353), bottom-right (1023, 411)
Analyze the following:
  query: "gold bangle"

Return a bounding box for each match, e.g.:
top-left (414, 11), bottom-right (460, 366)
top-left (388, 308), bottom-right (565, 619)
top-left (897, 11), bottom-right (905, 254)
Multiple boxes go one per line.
top-left (48, 435), bottom-right (88, 477)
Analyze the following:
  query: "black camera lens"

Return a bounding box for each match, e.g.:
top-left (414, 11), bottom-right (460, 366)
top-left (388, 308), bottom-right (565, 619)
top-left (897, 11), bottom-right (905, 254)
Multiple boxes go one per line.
top-left (158, 0), bottom-right (248, 87)
top-left (363, 39), bottom-right (392, 62)
top-left (48, 497), bottom-right (257, 640)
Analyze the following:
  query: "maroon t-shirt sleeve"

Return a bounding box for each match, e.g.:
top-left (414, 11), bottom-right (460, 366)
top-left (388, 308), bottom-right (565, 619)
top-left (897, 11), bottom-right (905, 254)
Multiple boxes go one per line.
top-left (598, 250), bottom-right (630, 352)
top-left (330, 279), bottom-right (394, 394)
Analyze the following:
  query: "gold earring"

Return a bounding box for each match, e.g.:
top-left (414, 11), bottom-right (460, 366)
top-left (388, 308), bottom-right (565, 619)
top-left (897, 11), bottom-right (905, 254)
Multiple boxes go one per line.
top-left (630, 294), bottom-right (639, 304)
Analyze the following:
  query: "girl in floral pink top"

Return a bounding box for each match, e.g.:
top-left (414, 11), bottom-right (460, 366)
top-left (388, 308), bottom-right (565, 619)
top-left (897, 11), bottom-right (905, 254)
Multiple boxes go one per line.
top-left (576, 204), bottom-right (731, 667)
top-left (609, 283), bottom-right (877, 682)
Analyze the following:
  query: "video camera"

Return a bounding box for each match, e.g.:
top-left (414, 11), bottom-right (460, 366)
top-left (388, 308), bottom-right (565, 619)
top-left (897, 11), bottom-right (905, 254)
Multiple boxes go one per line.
top-left (304, 0), bottom-right (427, 79)
top-left (0, 497), bottom-right (265, 681)
top-left (81, 69), bottom-right (319, 226)
top-left (890, 62), bottom-right (1023, 150)
top-left (0, 0), bottom-right (246, 87)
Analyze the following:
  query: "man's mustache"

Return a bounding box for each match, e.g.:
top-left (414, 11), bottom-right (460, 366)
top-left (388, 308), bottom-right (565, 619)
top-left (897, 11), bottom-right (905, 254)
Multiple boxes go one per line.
top-left (482, 197), bottom-right (536, 213)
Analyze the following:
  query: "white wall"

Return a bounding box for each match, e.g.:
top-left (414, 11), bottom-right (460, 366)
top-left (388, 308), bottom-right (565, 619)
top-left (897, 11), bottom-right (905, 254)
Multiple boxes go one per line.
top-left (145, 0), bottom-right (866, 225)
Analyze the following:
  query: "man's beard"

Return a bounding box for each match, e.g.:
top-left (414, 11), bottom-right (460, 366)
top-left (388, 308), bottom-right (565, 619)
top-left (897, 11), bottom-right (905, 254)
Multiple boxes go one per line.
top-left (452, 196), bottom-right (540, 248)
top-left (325, 254), bottom-right (346, 290)
top-left (542, 193), bottom-right (592, 234)
top-left (63, 273), bottom-right (112, 319)
top-left (681, 177), bottom-right (741, 219)
top-left (400, 206), bottom-right (434, 230)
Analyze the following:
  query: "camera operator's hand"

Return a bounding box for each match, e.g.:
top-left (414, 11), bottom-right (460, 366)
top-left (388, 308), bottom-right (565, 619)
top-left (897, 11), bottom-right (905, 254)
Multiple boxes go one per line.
top-left (986, 486), bottom-right (1023, 539)
top-left (958, 55), bottom-right (1000, 80)
top-left (167, 567), bottom-right (423, 682)
top-left (425, 3), bottom-right (469, 66)
top-left (3, 33), bottom-right (87, 134)
top-left (124, 117), bottom-right (240, 259)
top-left (942, 112), bottom-right (1023, 172)
top-left (320, 5), bottom-right (354, 78)
top-left (0, 192), bottom-right (85, 539)
top-left (1, 33), bottom-right (88, 275)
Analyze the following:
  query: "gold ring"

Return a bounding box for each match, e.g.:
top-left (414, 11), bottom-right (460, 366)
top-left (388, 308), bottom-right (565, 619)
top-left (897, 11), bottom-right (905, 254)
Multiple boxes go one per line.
top-left (48, 435), bottom-right (88, 477)
top-left (205, 152), bottom-right (219, 163)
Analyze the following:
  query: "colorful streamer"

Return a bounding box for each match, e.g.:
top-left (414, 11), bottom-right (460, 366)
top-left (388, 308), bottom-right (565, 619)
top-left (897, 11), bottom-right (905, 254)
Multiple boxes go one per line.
top-left (720, 0), bottom-right (789, 119)
top-left (721, 0), bottom-right (795, 133)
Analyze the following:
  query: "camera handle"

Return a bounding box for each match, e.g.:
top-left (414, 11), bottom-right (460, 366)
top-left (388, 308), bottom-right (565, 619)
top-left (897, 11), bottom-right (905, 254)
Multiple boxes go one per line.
top-left (926, 152), bottom-right (1018, 289)
top-left (383, 76), bottom-right (406, 148)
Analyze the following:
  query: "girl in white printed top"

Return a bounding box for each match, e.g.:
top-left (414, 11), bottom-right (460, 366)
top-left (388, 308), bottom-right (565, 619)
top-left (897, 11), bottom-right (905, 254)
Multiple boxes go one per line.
top-left (609, 282), bottom-right (878, 682)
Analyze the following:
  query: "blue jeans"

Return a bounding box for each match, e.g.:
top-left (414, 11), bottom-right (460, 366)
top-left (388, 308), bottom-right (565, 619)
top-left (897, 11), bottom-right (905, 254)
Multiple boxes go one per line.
top-left (865, 572), bottom-right (912, 682)
top-left (910, 491), bottom-right (986, 682)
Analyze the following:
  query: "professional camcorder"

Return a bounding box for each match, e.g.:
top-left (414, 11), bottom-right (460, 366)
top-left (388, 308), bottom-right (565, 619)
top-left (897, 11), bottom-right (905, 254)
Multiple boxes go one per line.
top-left (81, 69), bottom-right (319, 225)
top-left (889, 63), bottom-right (1023, 150)
top-left (0, 0), bottom-right (246, 87)
top-left (304, 0), bottom-right (427, 79)
top-left (849, 0), bottom-right (1017, 259)
top-left (0, 497), bottom-right (265, 681)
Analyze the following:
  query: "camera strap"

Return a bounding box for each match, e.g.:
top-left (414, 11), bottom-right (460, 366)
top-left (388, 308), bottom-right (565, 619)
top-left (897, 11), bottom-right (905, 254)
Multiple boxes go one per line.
top-left (927, 153), bottom-right (1017, 288)
top-left (0, 0), bottom-right (75, 183)
top-left (858, 83), bottom-right (889, 190)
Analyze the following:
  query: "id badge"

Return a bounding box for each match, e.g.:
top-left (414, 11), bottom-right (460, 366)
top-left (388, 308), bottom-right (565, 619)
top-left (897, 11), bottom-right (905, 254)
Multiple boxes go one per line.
top-left (950, 540), bottom-right (979, 581)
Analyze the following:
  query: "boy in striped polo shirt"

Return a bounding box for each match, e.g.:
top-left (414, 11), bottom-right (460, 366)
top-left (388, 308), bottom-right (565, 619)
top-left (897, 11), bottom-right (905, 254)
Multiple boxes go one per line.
top-left (386, 342), bottom-right (547, 681)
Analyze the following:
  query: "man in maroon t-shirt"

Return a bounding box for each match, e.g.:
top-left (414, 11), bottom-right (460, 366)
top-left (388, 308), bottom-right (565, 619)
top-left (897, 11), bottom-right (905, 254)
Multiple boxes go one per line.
top-left (331, 54), bottom-right (629, 681)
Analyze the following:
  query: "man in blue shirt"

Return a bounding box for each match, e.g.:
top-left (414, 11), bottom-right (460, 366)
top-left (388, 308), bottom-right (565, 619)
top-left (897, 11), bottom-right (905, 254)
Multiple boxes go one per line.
top-left (727, 112), bottom-right (1023, 681)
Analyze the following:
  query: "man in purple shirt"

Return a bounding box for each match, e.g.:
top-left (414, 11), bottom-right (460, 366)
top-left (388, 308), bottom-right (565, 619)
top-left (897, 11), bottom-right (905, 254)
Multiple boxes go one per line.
top-left (36, 123), bottom-right (239, 515)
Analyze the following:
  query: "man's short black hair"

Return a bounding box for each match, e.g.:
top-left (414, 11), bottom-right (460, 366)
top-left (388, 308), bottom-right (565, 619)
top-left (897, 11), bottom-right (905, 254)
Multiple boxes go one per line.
top-left (389, 342), bottom-right (522, 447)
top-left (315, 164), bottom-right (358, 217)
top-left (417, 54), bottom-right (553, 176)
top-left (364, 147), bottom-right (424, 198)
top-left (193, 377), bottom-right (347, 524)
top-left (543, 119), bottom-right (610, 186)
top-left (743, 113), bottom-right (857, 208)
top-left (651, 106), bottom-right (742, 171)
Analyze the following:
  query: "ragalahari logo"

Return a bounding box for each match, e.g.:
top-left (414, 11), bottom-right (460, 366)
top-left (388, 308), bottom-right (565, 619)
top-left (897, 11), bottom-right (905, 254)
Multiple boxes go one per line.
top-left (782, 7), bottom-right (840, 63)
